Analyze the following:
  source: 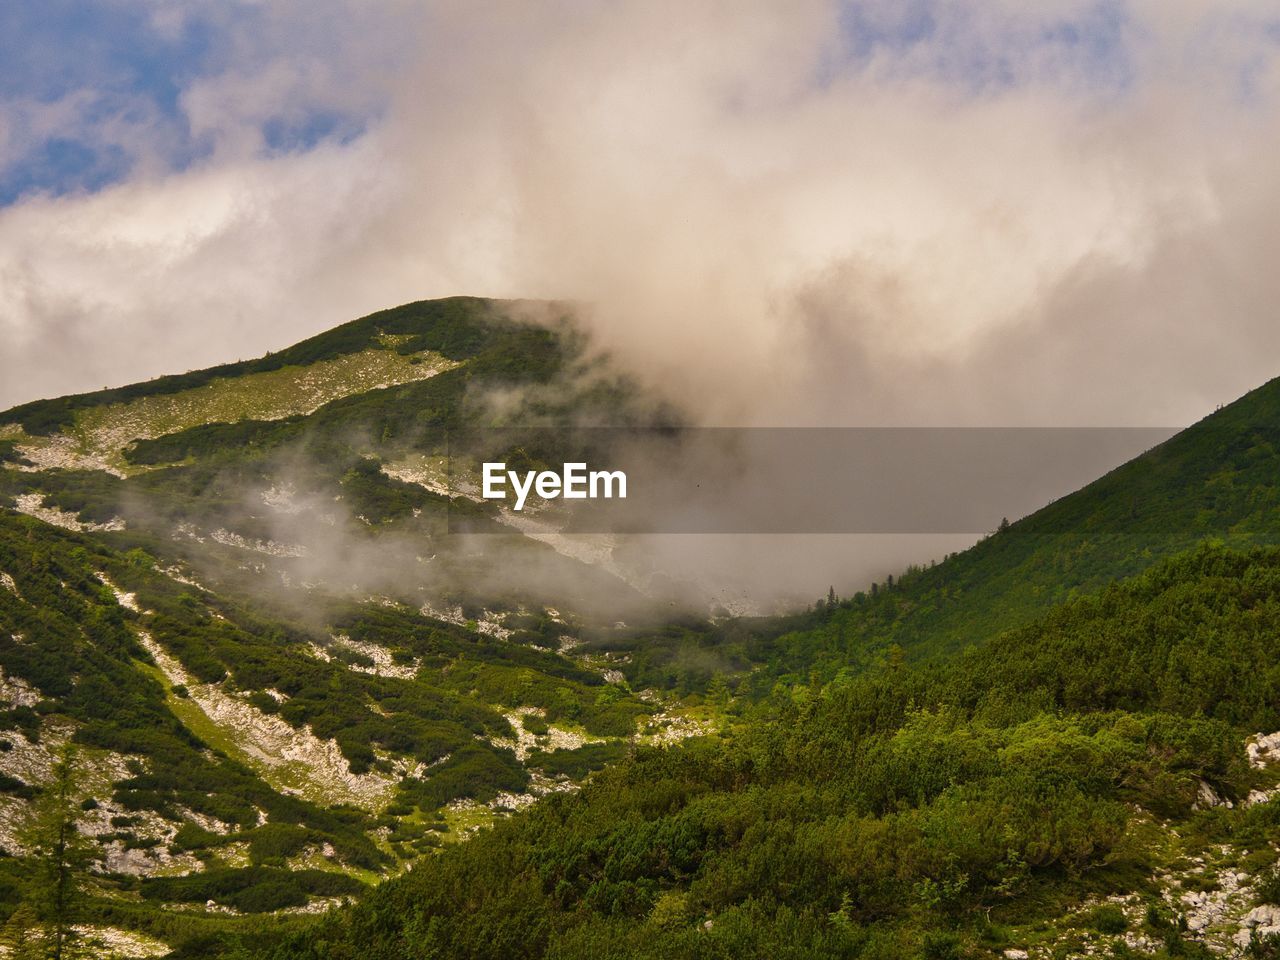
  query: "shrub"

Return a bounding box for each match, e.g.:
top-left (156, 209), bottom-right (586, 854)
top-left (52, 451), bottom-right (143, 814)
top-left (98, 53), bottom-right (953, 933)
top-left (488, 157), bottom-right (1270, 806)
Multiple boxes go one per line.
top-left (1090, 904), bottom-right (1129, 934)
top-left (1256, 867), bottom-right (1280, 906)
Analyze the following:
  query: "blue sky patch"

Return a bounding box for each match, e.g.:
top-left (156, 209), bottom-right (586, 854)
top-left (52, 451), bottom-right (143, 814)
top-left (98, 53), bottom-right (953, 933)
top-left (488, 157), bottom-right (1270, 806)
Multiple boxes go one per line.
top-left (0, 2), bottom-right (377, 205)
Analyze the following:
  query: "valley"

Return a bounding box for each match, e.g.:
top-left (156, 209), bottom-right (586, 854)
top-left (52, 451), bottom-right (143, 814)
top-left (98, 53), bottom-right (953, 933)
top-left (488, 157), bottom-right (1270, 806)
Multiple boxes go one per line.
top-left (4, 299), bottom-right (1280, 958)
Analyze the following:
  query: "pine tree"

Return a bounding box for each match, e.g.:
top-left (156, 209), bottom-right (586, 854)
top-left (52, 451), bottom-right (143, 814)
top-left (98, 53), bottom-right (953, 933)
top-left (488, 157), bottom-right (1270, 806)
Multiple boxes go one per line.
top-left (22, 744), bottom-right (95, 960)
top-left (706, 673), bottom-right (730, 709)
top-left (0, 903), bottom-right (44, 960)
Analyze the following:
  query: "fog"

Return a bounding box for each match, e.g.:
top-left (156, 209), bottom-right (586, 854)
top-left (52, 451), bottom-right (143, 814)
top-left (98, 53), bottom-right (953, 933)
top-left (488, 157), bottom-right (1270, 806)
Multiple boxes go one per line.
top-left (3, 1), bottom-right (1279, 607)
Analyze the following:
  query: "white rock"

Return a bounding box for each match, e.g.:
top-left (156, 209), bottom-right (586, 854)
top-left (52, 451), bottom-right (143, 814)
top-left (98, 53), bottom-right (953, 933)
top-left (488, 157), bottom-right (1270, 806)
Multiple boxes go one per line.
top-left (1193, 778), bottom-right (1233, 810)
top-left (1247, 732), bottom-right (1280, 768)
top-left (0, 667), bottom-right (40, 708)
top-left (1244, 905), bottom-right (1280, 928)
top-left (312, 635), bottom-right (418, 679)
top-left (12, 493), bottom-right (124, 532)
top-left (138, 632), bottom-right (396, 808)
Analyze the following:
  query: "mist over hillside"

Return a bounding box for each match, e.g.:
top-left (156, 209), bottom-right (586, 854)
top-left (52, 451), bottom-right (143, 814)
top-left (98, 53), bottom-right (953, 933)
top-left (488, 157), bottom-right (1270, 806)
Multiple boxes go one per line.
top-left (4, 3), bottom-right (1280, 958)
top-left (3, 296), bottom-right (1280, 956)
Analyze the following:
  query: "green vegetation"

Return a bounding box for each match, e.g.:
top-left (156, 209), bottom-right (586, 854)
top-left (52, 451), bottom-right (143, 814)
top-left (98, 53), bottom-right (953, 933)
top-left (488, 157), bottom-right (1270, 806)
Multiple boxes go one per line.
top-left (141, 867), bottom-right (364, 913)
top-left (8, 299), bottom-right (1280, 957)
top-left (0, 298), bottom-right (788, 954)
top-left (0, 495), bottom-right (657, 953)
top-left (256, 544), bottom-right (1280, 959)
top-left (0, 512), bottom-right (389, 855)
top-left (1, 297), bottom-right (506, 437)
top-left (21, 745), bottom-right (94, 960)
top-left (527, 742), bottom-right (628, 779)
top-left (0, 439), bottom-right (31, 466)
top-left (602, 378), bottom-right (1280, 699)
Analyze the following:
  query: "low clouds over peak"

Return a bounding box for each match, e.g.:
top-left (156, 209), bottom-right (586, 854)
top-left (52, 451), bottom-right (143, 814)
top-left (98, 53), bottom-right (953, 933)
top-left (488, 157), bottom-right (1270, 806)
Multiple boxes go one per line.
top-left (2, 1), bottom-right (1279, 427)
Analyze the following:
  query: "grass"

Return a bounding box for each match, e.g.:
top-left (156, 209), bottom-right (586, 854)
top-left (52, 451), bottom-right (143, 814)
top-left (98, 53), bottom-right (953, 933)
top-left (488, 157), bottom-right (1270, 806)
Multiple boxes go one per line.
top-left (439, 802), bottom-right (498, 843)
top-left (11, 348), bottom-right (462, 474)
top-left (132, 659), bottom-right (355, 811)
top-left (134, 660), bottom-right (256, 772)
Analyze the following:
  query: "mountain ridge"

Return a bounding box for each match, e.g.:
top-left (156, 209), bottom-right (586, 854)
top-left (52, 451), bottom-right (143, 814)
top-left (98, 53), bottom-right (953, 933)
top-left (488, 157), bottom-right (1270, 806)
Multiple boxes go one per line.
top-left (4, 299), bottom-right (1280, 957)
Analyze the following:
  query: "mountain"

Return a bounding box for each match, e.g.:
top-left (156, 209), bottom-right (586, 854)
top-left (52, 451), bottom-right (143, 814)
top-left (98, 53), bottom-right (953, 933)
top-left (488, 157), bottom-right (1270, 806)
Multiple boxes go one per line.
top-left (627, 375), bottom-right (1280, 694)
top-left (4, 298), bottom-right (1280, 958)
top-left (256, 374), bottom-right (1280, 960)
top-left (0, 298), bottom-right (716, 957)
top-left (270, 541), bottom-right (1280, 960)
top-left (249, 369), bottom-right (1280, 958)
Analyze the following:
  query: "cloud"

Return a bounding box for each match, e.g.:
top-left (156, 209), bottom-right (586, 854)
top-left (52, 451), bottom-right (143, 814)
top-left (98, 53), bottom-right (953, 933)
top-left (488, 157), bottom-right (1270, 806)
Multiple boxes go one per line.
top-left (0, 0), bottom-right (1278, 431)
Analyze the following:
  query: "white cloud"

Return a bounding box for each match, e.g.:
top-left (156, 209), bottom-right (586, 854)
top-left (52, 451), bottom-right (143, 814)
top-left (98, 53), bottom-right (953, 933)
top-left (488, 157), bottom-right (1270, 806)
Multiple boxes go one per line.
top-left (1, 0), bottom-right (1279, 429)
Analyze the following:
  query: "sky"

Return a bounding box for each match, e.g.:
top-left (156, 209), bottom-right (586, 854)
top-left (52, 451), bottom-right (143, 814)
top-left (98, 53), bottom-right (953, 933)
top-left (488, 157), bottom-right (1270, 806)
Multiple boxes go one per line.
top-left (2, 1), bottom-right (1280, 427)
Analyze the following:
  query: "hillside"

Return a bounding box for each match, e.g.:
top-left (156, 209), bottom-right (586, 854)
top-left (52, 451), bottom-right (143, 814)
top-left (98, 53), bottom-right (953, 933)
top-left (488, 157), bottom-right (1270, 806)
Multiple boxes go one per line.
top-left (0, 299), bottom-right (714, 956)
top-left (239, 364), bottom-right (1280, 959)
top-left (4, 299), bottom-right (1280, 957)
top-left (261, 543), bottom-right (1280, 960)
top-left (608, 376), bottom-right (1280, 695)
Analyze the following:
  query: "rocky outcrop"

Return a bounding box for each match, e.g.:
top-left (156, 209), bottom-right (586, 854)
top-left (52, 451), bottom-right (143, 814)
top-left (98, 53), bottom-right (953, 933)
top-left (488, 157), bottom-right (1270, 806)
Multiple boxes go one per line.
top-left (1236, 905), bottom-right (1280, 949)
top-left (12, 492), bottom-right (124, 532)
top-left (138, 632), bottom-right (398, 809)
top-left (310, 635), bottom-right (419, 680)
top-left (1193, 778), bottom-right (1234, 810)
top-left (1248, 732), bottom-right (1280, 769)
top-left (0, 666), bottom-right (40, 708)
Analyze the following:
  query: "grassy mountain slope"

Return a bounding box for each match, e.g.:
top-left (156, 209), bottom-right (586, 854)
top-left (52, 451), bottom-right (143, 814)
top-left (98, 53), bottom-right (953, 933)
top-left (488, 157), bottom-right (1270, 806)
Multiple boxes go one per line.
top-left (5, 297), bottom-right (1280, 958)
top-left (810, 378), bottom-right (1280, 663)
top-left (261, 543), bottom-right (1280, 960)
top-left (244, 371), bottom-right (1280, 960)
top-left (608, 377), bottom-right (1280, 696)
top-left (0, 299), bottom-right (712, 956)
top-left (2, 297), bottom-right (518, 440)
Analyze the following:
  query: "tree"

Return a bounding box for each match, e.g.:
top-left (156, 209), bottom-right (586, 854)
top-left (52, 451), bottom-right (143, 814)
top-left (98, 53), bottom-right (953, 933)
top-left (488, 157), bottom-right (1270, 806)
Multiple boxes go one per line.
top-left (827, 586), bottom-right (837, 609)
top-left (706, 673), bottom-right (731, 709)
top-left (22, 744), bottom-right (95, 960)
top-left (0, 903), bottom-right (43, 960)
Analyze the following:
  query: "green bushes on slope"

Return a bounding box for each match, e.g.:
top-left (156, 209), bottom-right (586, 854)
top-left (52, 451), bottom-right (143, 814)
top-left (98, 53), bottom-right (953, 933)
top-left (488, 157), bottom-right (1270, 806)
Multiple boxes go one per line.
top-left (261, 544), bottom-right (1280, 959)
